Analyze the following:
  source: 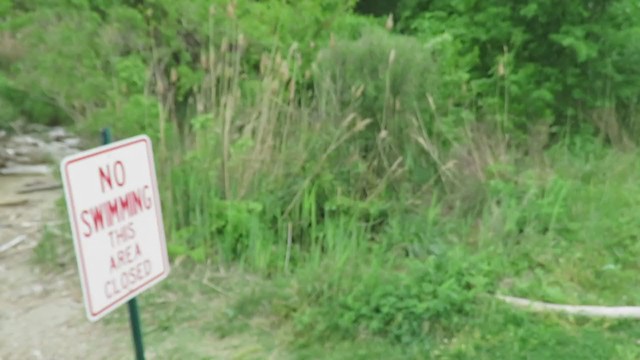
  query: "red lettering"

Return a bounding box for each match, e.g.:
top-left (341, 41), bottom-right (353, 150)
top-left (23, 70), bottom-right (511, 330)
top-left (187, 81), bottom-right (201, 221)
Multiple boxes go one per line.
top-left (135, 243), bottom-right (142, 256)
top-left (119, 196), bottom-right (129, 216)
top-left (132, 190), bottom-right (142, 212)
top-left (107, 199), bottom-right (122, 225)
top-left (99, 161), bottom-right (126, 193)
top-left (81, 210), bottom-right (92, 237)
top-left (91, 208), bottom-right (104, 233)
top-left (80, 186), bottom-right (152, 234)
top-left (110, 256), bottom-right (117, 271)
top-left (105, 259), bottom-right (151, 299)
top-left (114, 160), bottom-right (126, 186)
top-left (99, 165), bottom-right (112, 193)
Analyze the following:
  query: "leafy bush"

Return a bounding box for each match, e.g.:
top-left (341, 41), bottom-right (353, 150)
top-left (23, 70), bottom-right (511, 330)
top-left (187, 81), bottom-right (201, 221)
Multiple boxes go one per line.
top-left (245, 246), bottom-right (493, 351)
top-left (390, 0), bottom-right (640, 133)
top-left (335, 253), bottom-right (487, 344)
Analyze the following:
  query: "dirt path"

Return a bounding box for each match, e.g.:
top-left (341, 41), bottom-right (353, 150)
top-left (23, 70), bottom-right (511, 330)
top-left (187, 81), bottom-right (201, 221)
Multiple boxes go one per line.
top-left (0, 172), bottom-right (131, 359)
top-left (0, 129), bottom-right (282, 360)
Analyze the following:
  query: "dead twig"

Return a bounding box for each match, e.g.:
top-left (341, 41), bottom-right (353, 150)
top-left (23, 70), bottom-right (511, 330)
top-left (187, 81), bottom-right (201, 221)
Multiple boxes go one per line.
top-left (496, 294), bottom-right (640, 319)
top-left (0, 235), bottom-right (27, 253)
top-left (17, 183), bottom-right (62, 194)
top-left (284, 222), bottom-right (292, 273)
top-left (0, 199), bottom-right (29, 207)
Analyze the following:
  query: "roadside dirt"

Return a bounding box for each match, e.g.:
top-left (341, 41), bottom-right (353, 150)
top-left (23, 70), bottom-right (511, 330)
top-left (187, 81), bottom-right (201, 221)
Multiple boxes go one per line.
top-left (0, 128), bottom-right (282, 360)
top-left (0, 172), bottom-right (131, 359)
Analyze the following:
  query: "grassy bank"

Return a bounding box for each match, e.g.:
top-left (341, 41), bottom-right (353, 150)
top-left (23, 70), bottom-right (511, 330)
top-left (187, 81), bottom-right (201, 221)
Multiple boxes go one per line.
top-left (5, 1), bottom-right (640, 358)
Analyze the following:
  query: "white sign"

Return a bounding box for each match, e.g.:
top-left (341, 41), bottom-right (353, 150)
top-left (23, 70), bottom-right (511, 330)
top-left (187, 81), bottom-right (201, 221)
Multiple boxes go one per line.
top-left (60, 134), bottom-right (170, 322)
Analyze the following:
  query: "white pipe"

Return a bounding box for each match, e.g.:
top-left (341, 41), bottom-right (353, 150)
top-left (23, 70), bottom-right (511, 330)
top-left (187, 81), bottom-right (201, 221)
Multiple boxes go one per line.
top-left (496, 294), bottom-right (640, 319)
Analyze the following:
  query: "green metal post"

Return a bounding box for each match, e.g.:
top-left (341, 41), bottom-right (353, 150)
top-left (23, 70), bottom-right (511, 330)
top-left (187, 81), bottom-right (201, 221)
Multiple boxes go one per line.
top-left (101, 128), bottom-right (145, 360)
top-left (101, 128), bottom-right (112, 145)
top-left (127, 298), bottom-right (146, 360)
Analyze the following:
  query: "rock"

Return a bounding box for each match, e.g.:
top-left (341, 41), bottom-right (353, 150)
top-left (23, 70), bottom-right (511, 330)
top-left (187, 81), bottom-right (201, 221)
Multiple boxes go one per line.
top-left (6, 140), bottom-right (78, 165)
top-left (0, 164), bottom-right (52, 176)
top-left (62, 137), bottom-right (81, 148)
top-left (12, 148), bottom-right (53, 164)
top-left (48, 127), bottom-right (69, 141)
top-left (0, 130), bottom-right (6, 139)
top-left (44, 142), bottom-right (79, 163)
top-left (0, 126), bottom-right (81, 168)
top-left (10, 135), bottom-right (44, 148)
top-left (12, 155), bottom-right (46, 165)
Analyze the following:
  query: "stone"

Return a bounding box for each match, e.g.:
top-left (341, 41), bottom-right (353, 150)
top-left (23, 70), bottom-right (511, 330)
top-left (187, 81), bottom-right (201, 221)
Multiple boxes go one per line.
top-left (0, 126), bottom-right (81, 169)
top-left (48, 126), bottom-right (69, 141)
top-left (0, 164), bottom-right (52, 176)
top-left (10, 135), bottom-right (44, 148)
top-left (44, 142), bottom-right (79, 163)
top-left (8, 146), bottom-right (52, 164)
top-left (62, 137), bottom-right (81, 148)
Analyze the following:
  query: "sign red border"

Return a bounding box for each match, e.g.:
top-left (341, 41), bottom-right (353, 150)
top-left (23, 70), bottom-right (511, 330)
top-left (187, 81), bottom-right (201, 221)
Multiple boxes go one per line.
top-left (63, 136), bottom-right (169, 320)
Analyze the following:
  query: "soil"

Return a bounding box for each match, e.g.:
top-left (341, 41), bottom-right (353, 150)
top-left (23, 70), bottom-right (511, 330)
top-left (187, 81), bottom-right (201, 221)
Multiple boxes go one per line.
top-left (0, 128), bottom-right (279, 360)
top-left (0, 172), bottom-right (130, 360)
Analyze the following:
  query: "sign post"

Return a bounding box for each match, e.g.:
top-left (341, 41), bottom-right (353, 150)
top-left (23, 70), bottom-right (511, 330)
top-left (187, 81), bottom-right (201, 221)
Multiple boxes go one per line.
top-left (61, 129), bottom-right (170, 360)
top-left (102, 128), bottom-right (145, 360)
top-left (128, 297), bottom-right (145, 360)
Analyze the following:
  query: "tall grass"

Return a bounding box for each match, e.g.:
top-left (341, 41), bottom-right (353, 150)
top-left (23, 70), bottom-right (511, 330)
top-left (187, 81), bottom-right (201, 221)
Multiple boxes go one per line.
top-left (140, 5), bottom-right (640, 342)
top-left (129, 10), bottom-right (522, 351)
top-left (150, 11), bottom-right (476, 273)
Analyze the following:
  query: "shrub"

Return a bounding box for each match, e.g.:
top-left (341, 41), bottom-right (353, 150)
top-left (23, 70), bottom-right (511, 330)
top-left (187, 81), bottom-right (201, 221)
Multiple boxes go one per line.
top-left (280, 247), bottom-right (492, 348)
top-left (391, 0), bottom-right (640, 134)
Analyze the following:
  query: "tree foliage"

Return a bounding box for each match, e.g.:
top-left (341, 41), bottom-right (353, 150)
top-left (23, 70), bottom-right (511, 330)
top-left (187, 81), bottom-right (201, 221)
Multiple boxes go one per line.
top-left (357, 0), bottom-right (640, 132)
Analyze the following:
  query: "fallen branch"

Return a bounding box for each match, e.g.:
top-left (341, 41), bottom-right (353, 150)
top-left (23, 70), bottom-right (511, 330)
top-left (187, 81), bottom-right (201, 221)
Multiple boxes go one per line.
top-left (496, 294), bottom-right (640, 319)
top-left (0, 235), bottom-right (27, 253)
top-left (17, 183), bottom-right (62, 194)
top-left (0, 199), bottom-right (29, 207)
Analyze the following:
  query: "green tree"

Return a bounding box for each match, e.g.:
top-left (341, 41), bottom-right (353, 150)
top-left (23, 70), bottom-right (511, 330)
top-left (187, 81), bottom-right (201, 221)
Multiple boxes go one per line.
top-left (373, 0), bottom-right (640, 134)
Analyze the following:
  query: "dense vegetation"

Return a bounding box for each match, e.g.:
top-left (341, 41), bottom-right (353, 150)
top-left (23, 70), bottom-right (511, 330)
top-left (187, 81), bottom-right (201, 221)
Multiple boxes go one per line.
top-left (3, 0), bottom-right (640, 357)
